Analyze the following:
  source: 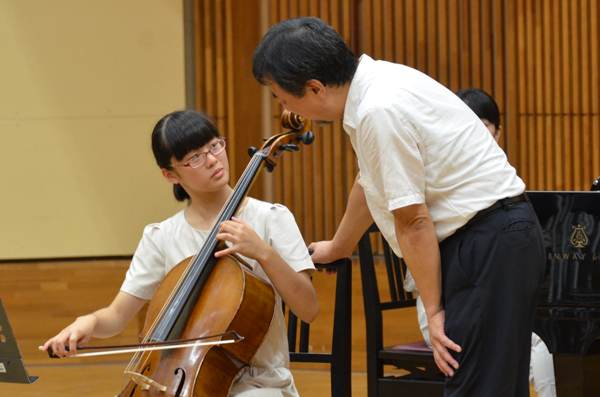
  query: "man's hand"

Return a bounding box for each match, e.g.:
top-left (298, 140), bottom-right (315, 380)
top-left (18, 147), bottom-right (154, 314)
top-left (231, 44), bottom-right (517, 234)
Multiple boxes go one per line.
top-left (428, 309), bottom-right (462, 376)
top-left (308, 240), bottom-right (346, 275)
top-left (307, 240), bottom-right (347, 264)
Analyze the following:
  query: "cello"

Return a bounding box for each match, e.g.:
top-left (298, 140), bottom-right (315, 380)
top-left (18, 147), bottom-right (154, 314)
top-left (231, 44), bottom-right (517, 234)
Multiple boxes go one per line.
top-left (109, 110), bottom-right (314, 397)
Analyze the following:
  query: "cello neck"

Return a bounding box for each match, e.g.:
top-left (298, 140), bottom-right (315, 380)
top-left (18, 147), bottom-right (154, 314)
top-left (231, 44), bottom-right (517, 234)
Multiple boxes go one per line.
top-left (149, 112), bottom-right (313, 342)
top-left (150, 151), bottom-right (268, 342)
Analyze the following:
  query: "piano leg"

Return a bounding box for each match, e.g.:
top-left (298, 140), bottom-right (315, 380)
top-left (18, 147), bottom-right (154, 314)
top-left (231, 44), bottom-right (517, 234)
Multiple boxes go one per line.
top-left (553, 353), bottom-right (600, 396)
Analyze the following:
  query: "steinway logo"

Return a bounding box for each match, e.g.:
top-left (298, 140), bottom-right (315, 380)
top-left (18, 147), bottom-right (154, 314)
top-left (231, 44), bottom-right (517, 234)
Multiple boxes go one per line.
top-left (571, 224), bottom-right (589, 248)
top-left (549, 252), bottom-right (596, 261)
top-left (548, 223), bottom-right (596, 261)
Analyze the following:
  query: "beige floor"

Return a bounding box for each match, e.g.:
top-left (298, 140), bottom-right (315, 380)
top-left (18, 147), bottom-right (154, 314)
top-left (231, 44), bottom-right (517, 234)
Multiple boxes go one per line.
top-left (0, 258), bottom-right (537, 396)
top-left (0, 364), bottom-right (537, 396)
top-left (0, 363), bottom-right (366, 396)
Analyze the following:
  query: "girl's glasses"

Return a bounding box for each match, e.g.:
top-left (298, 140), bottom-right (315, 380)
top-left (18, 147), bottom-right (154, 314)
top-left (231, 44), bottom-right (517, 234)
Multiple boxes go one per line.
top-left (172, 138), bottom-right (226, 169)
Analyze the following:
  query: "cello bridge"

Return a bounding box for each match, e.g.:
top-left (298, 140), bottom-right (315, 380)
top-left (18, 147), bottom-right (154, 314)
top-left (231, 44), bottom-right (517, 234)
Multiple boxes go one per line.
top-left (124, 370), bottom-right (168, 392)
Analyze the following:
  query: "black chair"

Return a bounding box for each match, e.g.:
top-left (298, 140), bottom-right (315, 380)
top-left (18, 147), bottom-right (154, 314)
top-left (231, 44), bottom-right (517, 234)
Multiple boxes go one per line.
top-left (286, 258), bottom-right (352, 397)
top-left (358, 224), bottom-right (444, 397)
top-left (591, 175), bottom-right (600, 191)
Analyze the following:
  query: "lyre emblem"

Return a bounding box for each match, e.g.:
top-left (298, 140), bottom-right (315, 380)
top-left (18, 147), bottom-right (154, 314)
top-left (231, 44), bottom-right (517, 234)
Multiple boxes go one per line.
top-left (571, 224), bottom-right (589, 248)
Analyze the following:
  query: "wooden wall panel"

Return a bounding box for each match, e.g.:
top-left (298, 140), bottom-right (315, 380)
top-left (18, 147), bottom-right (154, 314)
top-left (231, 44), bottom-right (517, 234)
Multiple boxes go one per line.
top-left (193, 0), bottom-right (263, 191)
top-left (511, 0), bottom-right (600, 191)
top-left (194, 0), bottom-right (600, 246)
top-left (265, 2), bottom-right (357, 245)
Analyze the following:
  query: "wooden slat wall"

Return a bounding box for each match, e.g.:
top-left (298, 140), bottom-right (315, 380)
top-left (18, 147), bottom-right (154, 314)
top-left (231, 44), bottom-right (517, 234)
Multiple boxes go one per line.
top-left (510, 0), bottom-right (600, 191)
top-left (266, 1), bottom-right (359, 245)
top-left (195, 0), bottom-right (600, 245)
top-left (357, 0), bottom-right (599, 191)
top-left (357, 0), bottom-right (510, 153)
top-left (264, 0), bottom-right (514, 245)
top-left (193, 0), bottom-right (264, 191)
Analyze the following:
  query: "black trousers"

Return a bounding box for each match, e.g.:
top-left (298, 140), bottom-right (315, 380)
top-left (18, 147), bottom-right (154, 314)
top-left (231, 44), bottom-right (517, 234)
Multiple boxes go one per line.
top-left (441, 201), bottom-right (546, 397)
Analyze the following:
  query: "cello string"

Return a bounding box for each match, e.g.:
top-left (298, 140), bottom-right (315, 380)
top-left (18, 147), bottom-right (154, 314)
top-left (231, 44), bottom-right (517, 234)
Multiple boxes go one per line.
top-left (125, 152), bottom-right (266, 374)
top-left (120, 128), bottom-right (303, 389)
top-left (142, 153), bottom-right (261, 336)
top-left (145, 152), bottom-right (263, 340)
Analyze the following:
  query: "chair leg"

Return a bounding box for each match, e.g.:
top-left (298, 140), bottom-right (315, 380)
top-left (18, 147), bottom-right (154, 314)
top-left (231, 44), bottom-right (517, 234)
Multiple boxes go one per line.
top-left (330, 260), bottom-right (352, 397)
top-left (366, 355), bottom-right (382, 397)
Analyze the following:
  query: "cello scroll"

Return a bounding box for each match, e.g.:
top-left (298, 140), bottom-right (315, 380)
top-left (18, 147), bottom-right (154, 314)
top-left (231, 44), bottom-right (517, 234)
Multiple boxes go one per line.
top-left (260, 111), bottom-right (314, 171)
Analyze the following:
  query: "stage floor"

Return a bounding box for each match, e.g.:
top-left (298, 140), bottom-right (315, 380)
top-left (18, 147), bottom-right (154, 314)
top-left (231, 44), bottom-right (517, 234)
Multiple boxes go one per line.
top-left (0, 257), bottom-right (536, 396)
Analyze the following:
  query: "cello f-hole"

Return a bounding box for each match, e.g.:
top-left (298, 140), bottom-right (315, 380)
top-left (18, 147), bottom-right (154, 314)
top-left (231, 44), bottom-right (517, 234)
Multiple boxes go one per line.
top-left (174, 368), bottom-right (186, 397)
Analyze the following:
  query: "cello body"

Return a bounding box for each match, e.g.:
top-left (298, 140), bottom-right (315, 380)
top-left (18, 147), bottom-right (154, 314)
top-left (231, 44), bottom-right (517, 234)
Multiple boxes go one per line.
top-left (115, 110), bottom-right (312, 397)
top-left (117, 255), bottom-right (275, 397)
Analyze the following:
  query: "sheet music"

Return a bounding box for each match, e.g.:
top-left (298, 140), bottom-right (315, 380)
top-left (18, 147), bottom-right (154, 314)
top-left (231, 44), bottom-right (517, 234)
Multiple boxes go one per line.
top-left (0, 297), bottom-right (38, 384)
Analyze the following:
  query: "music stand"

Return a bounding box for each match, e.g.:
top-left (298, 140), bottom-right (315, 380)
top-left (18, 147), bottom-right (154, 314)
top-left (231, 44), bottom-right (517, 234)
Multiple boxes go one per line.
top-left (0, 297), bottom-right (38, 384)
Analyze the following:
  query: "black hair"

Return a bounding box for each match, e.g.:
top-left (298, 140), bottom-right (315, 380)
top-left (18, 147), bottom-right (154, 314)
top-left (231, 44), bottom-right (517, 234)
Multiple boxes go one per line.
top-left (151, 110), bottom-right (220, 202)
top-left (252, 17), bottom-right (358, 97)
top-left (456, 88), bottom-right (501, 129)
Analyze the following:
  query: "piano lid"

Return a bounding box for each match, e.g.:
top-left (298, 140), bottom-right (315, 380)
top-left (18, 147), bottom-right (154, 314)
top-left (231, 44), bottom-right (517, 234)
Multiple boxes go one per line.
top-left (529, 191), bottom-right (600, 355)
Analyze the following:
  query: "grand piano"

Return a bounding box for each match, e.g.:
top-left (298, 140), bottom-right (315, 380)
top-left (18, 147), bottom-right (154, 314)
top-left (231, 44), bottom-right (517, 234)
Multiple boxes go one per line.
top-left (528, 189), bottom-right (600, 396)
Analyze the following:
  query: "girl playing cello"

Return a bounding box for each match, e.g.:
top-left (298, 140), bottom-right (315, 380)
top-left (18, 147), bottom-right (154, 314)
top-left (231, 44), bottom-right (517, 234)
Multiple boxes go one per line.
top-left (43, 110), bottom-right (319, 397)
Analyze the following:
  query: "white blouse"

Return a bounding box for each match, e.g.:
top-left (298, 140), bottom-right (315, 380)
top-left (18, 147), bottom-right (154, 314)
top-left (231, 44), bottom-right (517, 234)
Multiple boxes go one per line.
top-left (121, 198), bottom-right (314, 397)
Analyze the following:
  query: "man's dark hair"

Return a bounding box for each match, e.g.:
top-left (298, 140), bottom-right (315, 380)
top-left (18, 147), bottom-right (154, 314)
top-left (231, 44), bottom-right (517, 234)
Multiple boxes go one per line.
top-left (456, 88), bottom-right (501, 129)
top-left (252, 17), bottom-right (358, 97)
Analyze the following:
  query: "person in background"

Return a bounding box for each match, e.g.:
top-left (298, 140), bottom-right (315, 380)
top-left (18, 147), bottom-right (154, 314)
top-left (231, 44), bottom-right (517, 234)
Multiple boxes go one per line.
top-left (411, 87), bottom-right (556, 397)
top-left (456, 88), bottom-right (501, 141)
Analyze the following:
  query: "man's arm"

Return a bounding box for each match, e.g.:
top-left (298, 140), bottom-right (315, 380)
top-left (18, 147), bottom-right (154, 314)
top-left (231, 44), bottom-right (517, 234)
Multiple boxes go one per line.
top-left (393, 203), bottom-right (461, 376)
top-left (309, 175), bottom-right (374, 263)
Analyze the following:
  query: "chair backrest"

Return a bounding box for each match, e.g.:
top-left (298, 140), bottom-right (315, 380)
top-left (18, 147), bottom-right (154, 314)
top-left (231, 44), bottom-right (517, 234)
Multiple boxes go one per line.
top-left (591, 175), bottom-right (600, 191)
top-left (358, 223), bottom-right (415, 317)
top-left (358, 223), bottom-right (415, 364)
top-left (358, 224), bottom-right (444, 397)
top-left (285, 258), bottom-right (352, 397)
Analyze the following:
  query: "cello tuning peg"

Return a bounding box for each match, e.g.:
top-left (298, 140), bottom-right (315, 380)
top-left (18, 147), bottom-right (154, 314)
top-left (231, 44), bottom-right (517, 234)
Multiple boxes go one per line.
top-left (280, 144), bottom-right (299, 152)
top-left (248, 147), bottom-right (258, 157)
top-left (263, 137), bottom-right (269, 141)
top-left (296, 131), bottom-right (315, 145)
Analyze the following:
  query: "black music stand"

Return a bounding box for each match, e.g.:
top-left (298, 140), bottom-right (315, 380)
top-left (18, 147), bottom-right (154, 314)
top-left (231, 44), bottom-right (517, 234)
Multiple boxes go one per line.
top-left (0, 297), bottom-right (38, 384)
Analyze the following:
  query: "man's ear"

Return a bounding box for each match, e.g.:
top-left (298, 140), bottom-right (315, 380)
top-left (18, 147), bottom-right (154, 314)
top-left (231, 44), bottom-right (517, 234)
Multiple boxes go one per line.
top-left (305, 79), bottom-right (326, 96)
top-left (162, 168), bottom-right (180, 184)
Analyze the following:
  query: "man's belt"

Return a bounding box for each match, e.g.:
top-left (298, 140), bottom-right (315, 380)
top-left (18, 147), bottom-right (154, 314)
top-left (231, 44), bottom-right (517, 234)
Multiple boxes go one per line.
top-left (466, 193), bottom-right (529, 227)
